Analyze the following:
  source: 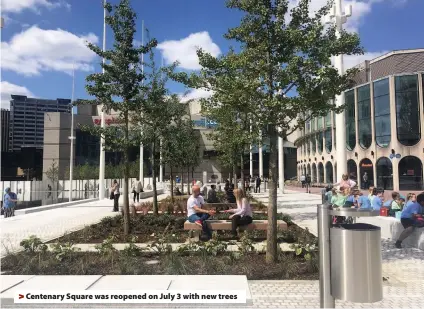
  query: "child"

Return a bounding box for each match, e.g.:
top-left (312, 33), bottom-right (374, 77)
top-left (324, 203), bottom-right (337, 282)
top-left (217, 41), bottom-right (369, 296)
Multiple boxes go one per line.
top-left (395, 193), bottom-right (424, 248)
top-left (389, 192), bottom-right (402, 217)
top-left (325, 185), bottom-right (333, 202)
top-left (332, 187), bottom-right (348, 208)
top-left (405, 193), bottom-right (416, 208)
top-left (368, 186), bottom-right (375, 204)
top-left (344, 187), bottom-right (356, 207)
top-left (356, 190), bottom-right (371, 209)
top-left (371, 188), bottom-right (384, 210)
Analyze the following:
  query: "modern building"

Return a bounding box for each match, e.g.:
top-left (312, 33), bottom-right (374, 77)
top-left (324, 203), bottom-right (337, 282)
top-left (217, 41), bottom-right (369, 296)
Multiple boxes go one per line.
top-left (9, 95), bottom-right (71, 151)
top-left (295, 49), bottom-right (424, 191)
top-left (1, 109), bottom-right (10, 152)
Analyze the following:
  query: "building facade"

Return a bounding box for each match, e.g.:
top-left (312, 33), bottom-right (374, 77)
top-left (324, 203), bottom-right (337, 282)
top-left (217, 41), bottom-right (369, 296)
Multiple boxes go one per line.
top-left (1, 109), bottom-right (10, 152)
top-left (295, 49), bottom-right (424, 191)
top-left (9, 95), bottom-right (71, 151)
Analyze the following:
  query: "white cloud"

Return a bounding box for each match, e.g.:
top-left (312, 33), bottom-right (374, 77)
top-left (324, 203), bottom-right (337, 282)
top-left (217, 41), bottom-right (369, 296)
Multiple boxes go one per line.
top-left (0, 81), bottom-right (35, 109)
top-left (157, 31), bottom-right (221, 70)
top-left (1, 0), bottom-right (70, 13)
top-left (343, 51), bottom-right (388, 69)
top-left (1, 26), bottom-right (99, 76)
top-left (179, 88), bottom-right (214, 102)
top-left (287, 0), bottom-right (406, 33)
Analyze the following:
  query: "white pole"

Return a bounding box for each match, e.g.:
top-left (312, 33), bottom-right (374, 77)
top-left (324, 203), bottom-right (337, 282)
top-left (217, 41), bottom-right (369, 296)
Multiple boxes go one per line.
top-left (139, 20), bottom-right (144, 186)
top-left (259, 131), bottom-right (263, 178)
top-left (69, 65), bottom-right (76, 202)
top-left (249, 122), bottom-right (253, 177)
top-left (99, 1), bottom-right (107, 200)
top-left (159, 55), bottom-right (164, 183)
top-left (278, 126), bottom-right (284, 193)
top-left (334, 0), bottom-right (351, 182)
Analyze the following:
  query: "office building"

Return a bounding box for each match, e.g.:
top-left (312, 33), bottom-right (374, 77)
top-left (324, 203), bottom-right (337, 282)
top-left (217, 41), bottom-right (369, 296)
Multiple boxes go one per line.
top-left (1, 109), bottom-right (10, 152)
top-left (9, 95), bottom-right (71, 151)
top-left (295, 49), bottom-right (424, 191)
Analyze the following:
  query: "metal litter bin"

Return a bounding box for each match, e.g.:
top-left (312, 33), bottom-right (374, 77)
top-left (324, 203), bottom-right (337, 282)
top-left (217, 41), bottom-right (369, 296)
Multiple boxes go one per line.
top-left (330, 223), bottom-right (382, 303)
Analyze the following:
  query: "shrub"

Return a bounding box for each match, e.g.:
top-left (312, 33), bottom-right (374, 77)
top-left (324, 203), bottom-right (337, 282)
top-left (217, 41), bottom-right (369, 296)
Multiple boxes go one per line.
top-left (95, 235), bottom-right (117, 255)
top-left (20, 236), bottom-right (47, 253)
top-left (122, 236), bottom-right (143, 257)
top-left (50, 242), bottom-right (81, 261)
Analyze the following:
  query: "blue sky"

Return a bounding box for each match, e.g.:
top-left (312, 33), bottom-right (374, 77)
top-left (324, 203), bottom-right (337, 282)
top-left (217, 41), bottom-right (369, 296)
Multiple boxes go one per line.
top-left (1, 0), bottom-right (424, 109)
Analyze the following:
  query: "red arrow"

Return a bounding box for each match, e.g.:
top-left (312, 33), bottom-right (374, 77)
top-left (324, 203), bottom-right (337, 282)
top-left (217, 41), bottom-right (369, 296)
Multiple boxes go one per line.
top-left (18, 294), bottom-right (24, 299)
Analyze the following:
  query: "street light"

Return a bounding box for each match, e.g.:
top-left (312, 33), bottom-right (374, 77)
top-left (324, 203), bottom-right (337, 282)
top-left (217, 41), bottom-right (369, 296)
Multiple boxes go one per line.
top-left (69, 65), bottom-right (76, 202)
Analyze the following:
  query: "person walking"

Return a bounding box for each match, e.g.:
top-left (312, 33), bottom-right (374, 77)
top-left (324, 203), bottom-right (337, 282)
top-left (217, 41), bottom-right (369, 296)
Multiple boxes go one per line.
top-left (3, 188), bottom-right (17, 218)
top-left (255, 176), bottom-right (261, 193)
top-left (362, 172), bottom-right (369, 189)
top-left (110, 180), bottom-right (120, 212)
top-left (305, 174), bottom-right (311, 193)
top-left (132, 177), bottom-right (143, 203)
top-left (300, 174), bottom-right (306, 188)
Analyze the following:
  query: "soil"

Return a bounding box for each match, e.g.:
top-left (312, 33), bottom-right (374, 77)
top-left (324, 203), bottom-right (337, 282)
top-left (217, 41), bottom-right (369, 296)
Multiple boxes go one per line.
top-left (1, 251), bottom-right (318, 280)
top-left (46, 213), bottom-right (307, 245)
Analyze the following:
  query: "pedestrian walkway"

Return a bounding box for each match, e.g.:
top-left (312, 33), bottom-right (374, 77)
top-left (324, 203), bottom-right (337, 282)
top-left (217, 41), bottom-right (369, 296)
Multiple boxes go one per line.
top-left (0, 193), bottom-right (167, 257)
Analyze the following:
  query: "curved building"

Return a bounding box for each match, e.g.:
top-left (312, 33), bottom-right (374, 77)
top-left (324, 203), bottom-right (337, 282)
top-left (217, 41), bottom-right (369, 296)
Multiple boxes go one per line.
top-left (295, 49), bottom-right (424, 191)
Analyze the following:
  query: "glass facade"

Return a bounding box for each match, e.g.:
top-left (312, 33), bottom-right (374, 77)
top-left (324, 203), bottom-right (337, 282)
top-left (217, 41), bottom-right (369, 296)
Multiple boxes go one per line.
top-left (325, 161), bottom-right (333, 183)
top-left (345, 90), bottom-right (356, 150)
top-left (357, 84), bottom-right (372, 149)
top-left (373, 78), bottom-right (391, 147)
top-left (311, 135), bottom-right (316, 155)
top-left (376, 157), bottom-right (393, 190)
top-left (395, 75), bottom-right (421, 146)
top-left (317, 132), bottom-right (323, 154)
top-left (318, 162), bottom-right (324, 183)
top-left (324, 129), bottom-right (332, 153)
top-left (325, 112), bottom-right (331, 128)
top-left (317, 117), bottom-right (323, 130)
top-left (398, 156), bottom-right (423, 190)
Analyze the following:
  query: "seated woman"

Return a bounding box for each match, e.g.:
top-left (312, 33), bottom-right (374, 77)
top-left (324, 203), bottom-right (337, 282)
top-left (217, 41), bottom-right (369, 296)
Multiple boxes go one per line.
top-left (389, 191), bottom-right (402, 217)
top-left (224, 188), bottom-right (253, 238)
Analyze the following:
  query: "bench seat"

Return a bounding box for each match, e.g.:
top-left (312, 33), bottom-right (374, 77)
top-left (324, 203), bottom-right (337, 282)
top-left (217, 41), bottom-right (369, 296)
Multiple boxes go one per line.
top-left (357, 216), bottom-right (424, 250)
top-left (184, 219), bottom-right (287, 240)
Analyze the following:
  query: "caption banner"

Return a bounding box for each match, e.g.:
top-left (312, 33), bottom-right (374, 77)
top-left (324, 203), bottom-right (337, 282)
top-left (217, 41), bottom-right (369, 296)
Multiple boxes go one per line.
top-left (15, 290), bottom-right (246, 304)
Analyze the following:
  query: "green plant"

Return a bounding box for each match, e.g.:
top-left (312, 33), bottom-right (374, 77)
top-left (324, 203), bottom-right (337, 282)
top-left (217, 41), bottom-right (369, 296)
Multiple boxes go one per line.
top-left (291, 243), bottom-right (317, 261)
top-left (147, 237), bottom-right (173, 255)
top-left (50, 242), bottom-right (81, 261)
top-left (95, 235), bottom-right (117, 255)
top-left (20, 235), bottom-right (47, 253)
top-left (236, 231), bottom-right (255, 255)
top-left (122, 236), bottom-right (143, 257)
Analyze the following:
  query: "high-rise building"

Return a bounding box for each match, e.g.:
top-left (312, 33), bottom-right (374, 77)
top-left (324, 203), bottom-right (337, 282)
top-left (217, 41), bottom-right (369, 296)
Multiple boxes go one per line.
top-left (9, 95), bottom-right (71, 151)
top-left (1, 109), bottom-right (10, 152)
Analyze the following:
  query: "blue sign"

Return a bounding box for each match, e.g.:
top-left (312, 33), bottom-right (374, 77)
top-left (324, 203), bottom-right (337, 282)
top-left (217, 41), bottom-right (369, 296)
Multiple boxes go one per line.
top-left (396, 154), bottom-right (401, 159)
top-left (389, 154), bottom-right (394, 159)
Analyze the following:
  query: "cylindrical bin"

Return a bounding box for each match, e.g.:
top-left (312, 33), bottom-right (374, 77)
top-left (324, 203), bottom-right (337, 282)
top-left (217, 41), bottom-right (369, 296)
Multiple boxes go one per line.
top-left (330, 223), bottom-right (383, 303)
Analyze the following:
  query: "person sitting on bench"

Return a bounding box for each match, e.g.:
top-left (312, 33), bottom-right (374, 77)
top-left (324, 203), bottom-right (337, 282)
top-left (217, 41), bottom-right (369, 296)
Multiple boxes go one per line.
top-left (224, 188), bottom-right (253, 238)
top-left (395, 192), bottom-right (424, 248)
top-left (187, 185), bottom-right (215, 240)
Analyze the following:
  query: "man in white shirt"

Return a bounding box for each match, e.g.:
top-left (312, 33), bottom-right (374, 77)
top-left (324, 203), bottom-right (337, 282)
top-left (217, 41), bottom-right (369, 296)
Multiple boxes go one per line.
top-left (187, 185), bottom-right (215, 240)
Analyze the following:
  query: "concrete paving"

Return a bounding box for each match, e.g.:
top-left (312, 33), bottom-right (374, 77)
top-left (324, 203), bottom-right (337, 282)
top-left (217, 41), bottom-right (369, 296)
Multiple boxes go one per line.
top-left (0, 193), bottom-right (168, 257)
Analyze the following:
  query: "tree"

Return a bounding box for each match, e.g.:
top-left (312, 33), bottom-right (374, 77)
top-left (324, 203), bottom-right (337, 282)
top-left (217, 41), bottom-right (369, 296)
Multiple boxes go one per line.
top-left (77, 0), bottom-right (156, 235)
top-left (45, 160), bottom-right (59, 202)
top-left (175, 0), bottom-right (363, 263)
top-left (131, 44), bottom-right (187, 214)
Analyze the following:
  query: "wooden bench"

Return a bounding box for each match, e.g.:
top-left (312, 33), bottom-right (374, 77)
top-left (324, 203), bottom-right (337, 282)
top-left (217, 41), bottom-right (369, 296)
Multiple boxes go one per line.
top-left (184, 219), bottom-right (287, 241)
top-left (202, 203), bottom-right (263, 211)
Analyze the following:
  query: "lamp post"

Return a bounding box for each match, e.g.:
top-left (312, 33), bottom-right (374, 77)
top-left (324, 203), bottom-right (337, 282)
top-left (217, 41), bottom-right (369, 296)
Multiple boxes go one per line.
top-left (326, 0), bottom-right (352, 182)
top-left (68, 66), bottom-right (76, 202)
top-left (99, 1), bottom-right (107, 200)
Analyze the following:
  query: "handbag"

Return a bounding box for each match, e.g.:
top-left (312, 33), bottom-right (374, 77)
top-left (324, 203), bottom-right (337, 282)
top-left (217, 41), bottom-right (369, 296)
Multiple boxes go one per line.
top-left (109, 191), bottom-right (114, 200)
top-left (379, 207), bottom-right (389, 217)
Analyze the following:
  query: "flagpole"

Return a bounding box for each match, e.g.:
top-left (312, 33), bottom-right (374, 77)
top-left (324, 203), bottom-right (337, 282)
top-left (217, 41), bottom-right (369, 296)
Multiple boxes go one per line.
top-left (139, 20), bottom-right (144, 187)
top-left (69, 65), bottom-right (76, 202)
top-left (99, 0), bottom-right (107, 200)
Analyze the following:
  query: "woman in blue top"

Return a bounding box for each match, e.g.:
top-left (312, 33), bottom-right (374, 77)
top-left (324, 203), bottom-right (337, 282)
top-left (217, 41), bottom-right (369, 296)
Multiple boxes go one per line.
top-left (3, 188), bottom-right (17, 218)
top-left (405, 193), bottom-right (416, 208)
top-left (395, 193), bottom-right (424, 248)
top-left (371, 188), bottom-right (384, 210)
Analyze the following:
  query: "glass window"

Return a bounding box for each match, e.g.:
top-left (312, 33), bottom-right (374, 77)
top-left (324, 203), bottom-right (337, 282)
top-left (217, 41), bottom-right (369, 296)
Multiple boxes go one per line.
top-left (317, 117), bottom-right (323, 130)
top-left (317, 132), bottom-right (323, 154)
top-left (307, 138), bottom-right (310, 155)
top-left (398, 156), bottom-right (423, 190)
top-left (357, 84), bottom-right (372, 149)
top-left (325, 112), bottom-right (331, 128)
top-left (311, 135), bottom-right (316, 155)
top-left (345, 90), bottom-right (356, 150)
top-left (311, 118), bottom-right (316, 132)
top-left (306, 120), bottom-right (310, 133)
top-left (325, 162), bottom-right (333, 183)
top-left (395, 75), bottom-right (421, 146)
top-left (324, 129), bottom-right (332, 153)
top-left (373, 78), bottom-right (390, 147)
top-left (376, 157), bottom-right (393, 190)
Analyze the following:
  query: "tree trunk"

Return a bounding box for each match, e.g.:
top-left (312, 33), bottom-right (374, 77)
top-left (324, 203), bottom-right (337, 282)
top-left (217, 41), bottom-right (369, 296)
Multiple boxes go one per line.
top-left (123, 112), bottom-right (130, 235)
top-left (266, 126), bottom-right (278, 263)
top-left (240, 154), bottom-right (244, 189)
top-left (170, 164), bottom-right (174, 203)
top-left (187, 166), bottom-right (191, 195)
top-left (152, 141), bottom-right (158, 215)
top-left (181, 167), bottom-right (184, 194)
top-left (232, 164), bottom-right (237, 188)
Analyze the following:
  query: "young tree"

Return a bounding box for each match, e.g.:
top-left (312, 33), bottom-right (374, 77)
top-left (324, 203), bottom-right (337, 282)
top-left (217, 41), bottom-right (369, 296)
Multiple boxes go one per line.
top-left (77, 0), bottom-right (156, 234)
top-left (132, 46), bottom-right (187, 214)
top-left (45, 160), bottom-right (59, 202)
top-left (176, 0), bottom-right (363, 263)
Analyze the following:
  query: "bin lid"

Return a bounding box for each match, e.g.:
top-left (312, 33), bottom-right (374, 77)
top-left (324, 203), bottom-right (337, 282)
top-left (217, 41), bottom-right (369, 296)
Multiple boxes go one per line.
top-left (336, 223), bottom-right (381, 231)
